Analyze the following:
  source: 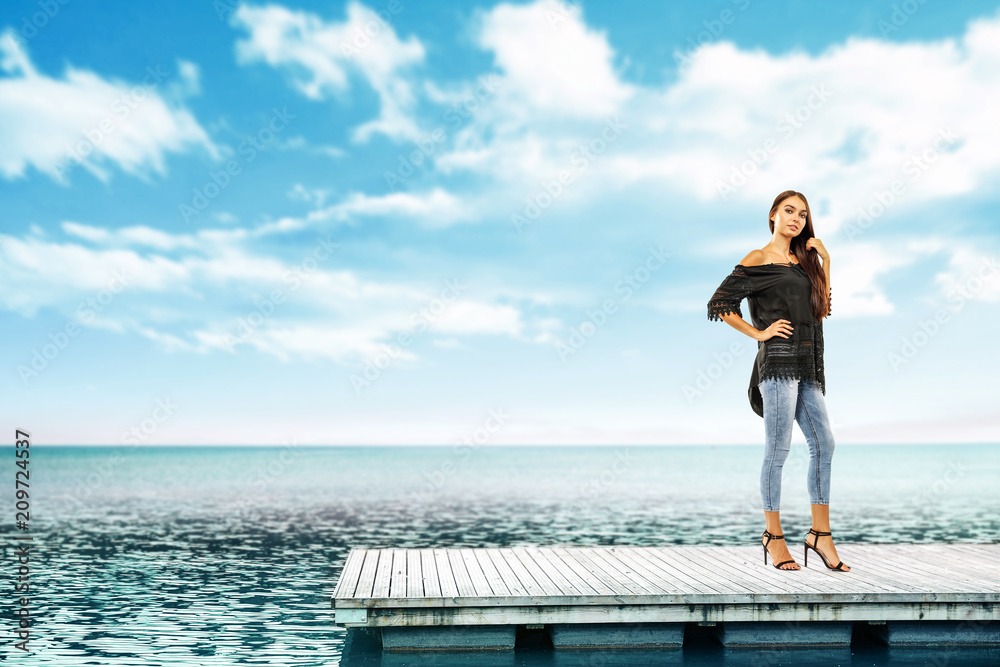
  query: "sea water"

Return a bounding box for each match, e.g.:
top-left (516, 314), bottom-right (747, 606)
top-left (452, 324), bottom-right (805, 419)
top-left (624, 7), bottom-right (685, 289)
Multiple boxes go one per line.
top-left (9, 443), bottom-right (999, 665)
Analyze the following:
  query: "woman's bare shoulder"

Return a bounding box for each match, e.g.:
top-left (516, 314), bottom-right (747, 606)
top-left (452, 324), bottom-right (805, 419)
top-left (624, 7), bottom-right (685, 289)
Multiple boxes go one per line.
top-left (738, 249), bottom-right (766, 267)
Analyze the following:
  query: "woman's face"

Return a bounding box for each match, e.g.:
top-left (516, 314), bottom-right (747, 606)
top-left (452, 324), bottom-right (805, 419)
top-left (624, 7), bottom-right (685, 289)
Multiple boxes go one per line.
top-left (772, 197), bottom-right (808, 236)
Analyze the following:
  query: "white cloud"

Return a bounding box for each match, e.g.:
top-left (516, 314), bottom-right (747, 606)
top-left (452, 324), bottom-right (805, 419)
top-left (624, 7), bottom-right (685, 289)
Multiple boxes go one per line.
top-left (823, 236), bottom-right (1000, 317)
top-left (0, 234), bottom-right (191, 316)
top-left (322, 188), bottom-right (469, 224)
top-left (829, 241), bottom-right (928, 317)
top-left (0, 223), bottom-right (542, 364)
top-left (931, 245), bottom-right (1000, 304)
top-left (287, 183), bottom-right (331, 206)
top-left (62, 221), bottom-right (200, 251)
top-left (425, 300), bottom-right (523, 336)
top-left (475, 0), bottom-right (634, 117)
top-left (598, 16), bottom-right (1000, 231)
top-left (246, 186), bottom-right (473, 233)
top-left (424, 3), bottom-right (1000, 242)
top-left (231, 1), bottom-right (425, 142)
top-left (0, 30), bottom-right (218, 183)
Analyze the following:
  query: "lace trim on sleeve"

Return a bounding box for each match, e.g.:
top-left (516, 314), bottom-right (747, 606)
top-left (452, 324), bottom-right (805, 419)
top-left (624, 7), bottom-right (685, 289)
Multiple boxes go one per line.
top-left (708, 266), bottom-right (753, 321)
top-left (827, 285), bottom-right (832, 317)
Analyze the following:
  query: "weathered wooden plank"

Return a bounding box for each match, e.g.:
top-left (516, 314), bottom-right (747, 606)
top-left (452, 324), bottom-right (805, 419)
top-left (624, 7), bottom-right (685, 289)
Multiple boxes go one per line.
top-left (643, 546), bottom-right (754, 595)
top-left (388, 548), bottom-right (407, 600)
top-left (865, 546), bottom-right (985, 588)
top-left (752, 543), bottom-right (939, 595)
top-left (629, 546), bottom-right (731, 595)
top-left (522, 546), bottom-right (591, 597)
top-left (447, 549), bottom-right (478, 598)
top-left (872, 545), bottom-right (999, 590)
top-left (667, 545), bottom-right (828, 595)
top-left (769, 544), bottom-right (934, 595)
top-left (929, 547), bottom-right (1000, 580)
top-left (371, 548), bottom-right (393, 599)
top-left (460, 548), bottom-right (494, 597)
top-left (510, 546), bottom-right (561, 596)
top-left (582, 547), bottom-right (670, 595)
top-left (419, 549), bottom-right (441, 598)
top-left (406, 549), bottom-right (423, 599)
top-left (644, 546), bottom-right (763, 596)
top-left (570, 546), bottom-right (657, 596)
top-left (332, 544), bottom-right (1000, 615)
top-left (498, 547), bottom-right (549, 596)
top-left (548, 546), bottom-right (618, 596)
top-left (836, 545), bottom-right (978, 592)
top-left (433, 548), bottom-right (459, 598)
top-left (927, 544), bottom-right (1000, 572)
top-left (473, 549), bottom-right (511, 597)
top-left (946, 544), bottom-right (1000, 564)
top-left (611, 546), bottom-right (720, 597)
top-left (559, 546), bottom-right (640, 596)
top-left (699, 544), bottom-right (860, 594)
top-left (351, 548), bottom-right (380, 599)
top-left (921, 544), bottom-right (1000, 566)
top-left (485, 548), bottom-right (529, 597)
top-left (332, 548), bottom-right (365, 600)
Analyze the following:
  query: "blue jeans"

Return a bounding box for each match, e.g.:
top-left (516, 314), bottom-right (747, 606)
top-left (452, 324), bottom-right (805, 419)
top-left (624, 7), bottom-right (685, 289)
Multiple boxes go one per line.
top-left (759, 376), bottom-right (836, 511)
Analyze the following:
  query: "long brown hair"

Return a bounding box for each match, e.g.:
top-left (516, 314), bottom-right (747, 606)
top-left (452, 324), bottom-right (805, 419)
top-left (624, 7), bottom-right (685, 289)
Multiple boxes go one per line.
top-left (768, 190), bottom-right (831, 320)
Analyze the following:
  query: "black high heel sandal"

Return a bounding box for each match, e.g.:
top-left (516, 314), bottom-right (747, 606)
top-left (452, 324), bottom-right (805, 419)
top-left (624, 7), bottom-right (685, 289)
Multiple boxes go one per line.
top-left (761, 529), bottom-right (798, 569)
top-left (803, 528), bottom-right (849, 571)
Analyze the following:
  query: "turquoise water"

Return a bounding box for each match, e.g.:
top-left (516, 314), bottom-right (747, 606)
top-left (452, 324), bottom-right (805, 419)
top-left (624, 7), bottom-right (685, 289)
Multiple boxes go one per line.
top-left (7, 444), bottom-right (1000, 665)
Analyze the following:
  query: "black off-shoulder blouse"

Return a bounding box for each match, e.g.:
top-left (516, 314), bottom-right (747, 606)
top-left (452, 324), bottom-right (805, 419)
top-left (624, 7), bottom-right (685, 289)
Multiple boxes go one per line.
top-left (707, 262), bottom-right (832, 417)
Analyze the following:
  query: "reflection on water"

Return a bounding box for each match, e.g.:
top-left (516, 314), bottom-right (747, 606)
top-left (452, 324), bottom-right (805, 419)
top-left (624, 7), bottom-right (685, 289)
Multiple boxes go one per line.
top-left (8, 444), bottom-right (998, 665)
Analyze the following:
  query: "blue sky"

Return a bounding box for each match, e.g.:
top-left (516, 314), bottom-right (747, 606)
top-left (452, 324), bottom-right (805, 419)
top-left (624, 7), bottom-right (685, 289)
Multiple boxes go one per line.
top-left (2, 0), bottom-right (999, 445)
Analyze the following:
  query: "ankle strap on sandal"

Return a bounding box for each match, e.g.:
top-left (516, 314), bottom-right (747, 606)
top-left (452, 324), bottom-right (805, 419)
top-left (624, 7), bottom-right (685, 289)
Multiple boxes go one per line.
top-left (808, 528), bottom-right (831, 536)
top-left (763, 530), bottom-right (784, 540)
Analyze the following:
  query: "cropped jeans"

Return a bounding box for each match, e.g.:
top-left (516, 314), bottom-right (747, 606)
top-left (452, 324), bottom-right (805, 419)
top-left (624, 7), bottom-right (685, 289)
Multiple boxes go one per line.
top-left (759, 376), bottom-right (836, 512)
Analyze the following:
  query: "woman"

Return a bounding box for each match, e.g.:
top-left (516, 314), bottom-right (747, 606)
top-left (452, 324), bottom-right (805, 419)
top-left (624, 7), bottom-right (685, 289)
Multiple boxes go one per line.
top-left (707, 190), bottom-right (849, 572)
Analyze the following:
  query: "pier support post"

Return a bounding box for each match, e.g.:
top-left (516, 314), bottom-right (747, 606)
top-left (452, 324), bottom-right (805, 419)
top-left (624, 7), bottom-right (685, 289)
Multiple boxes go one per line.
top-left (870, 620), bottom-right (1000, 646)
top-left (714, 621), bottom-right (853, 647)
top-left (549, 622), bottom-right (685, 649)
top-left (380, 625), bottom-right (516, 651)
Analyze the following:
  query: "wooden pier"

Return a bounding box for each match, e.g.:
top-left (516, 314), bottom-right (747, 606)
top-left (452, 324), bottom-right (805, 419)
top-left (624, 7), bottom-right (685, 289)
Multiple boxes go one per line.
top-left (331, 543), bottom-right (1000, 650)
